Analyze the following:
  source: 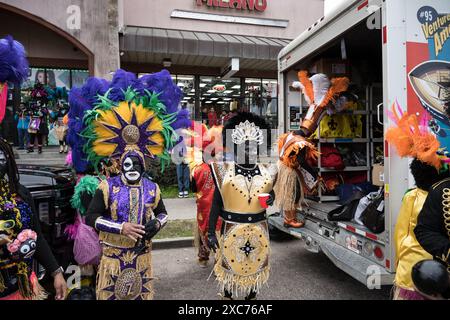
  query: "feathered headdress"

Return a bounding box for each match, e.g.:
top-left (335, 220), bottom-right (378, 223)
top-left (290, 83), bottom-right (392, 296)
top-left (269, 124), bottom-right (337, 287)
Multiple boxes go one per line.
top-left (0, 36), bottom-right (29, 123)
top-left (67, 77), bottom-right (110, 173)
top-left (81, 69), bottom-right (185, 171)
top-left (386, 101), bottom-right (447, 170)
top-left (296, 71), bottom-right (349, 136)
top-left (298, 71), bottom-right (349, 109)
top-left (182, 121), bottom-right (223, 170)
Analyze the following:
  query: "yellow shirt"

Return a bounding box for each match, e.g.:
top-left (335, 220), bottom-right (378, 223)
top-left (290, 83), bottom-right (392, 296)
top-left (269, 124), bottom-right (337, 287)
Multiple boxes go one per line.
top-left (394, 188), bottom-right (432, 289)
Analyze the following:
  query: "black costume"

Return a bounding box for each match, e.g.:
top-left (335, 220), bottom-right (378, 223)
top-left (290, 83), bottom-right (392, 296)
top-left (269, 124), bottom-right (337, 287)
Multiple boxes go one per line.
top-left (415, 178), bottom-right (450, 269)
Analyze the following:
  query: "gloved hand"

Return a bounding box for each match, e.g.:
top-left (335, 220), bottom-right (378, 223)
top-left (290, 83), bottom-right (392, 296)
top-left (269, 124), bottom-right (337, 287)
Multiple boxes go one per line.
top-left (266, 194), bottom-right (275, 207)
top-left (143, 219), bottom-right (162, 241)
top-left (207, 233), bottom-right (219, 252)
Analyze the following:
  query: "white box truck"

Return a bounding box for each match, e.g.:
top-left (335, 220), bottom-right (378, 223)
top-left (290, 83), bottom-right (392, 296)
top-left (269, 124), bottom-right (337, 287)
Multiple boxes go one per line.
top-left (270, 0), bottom-right (450, 287)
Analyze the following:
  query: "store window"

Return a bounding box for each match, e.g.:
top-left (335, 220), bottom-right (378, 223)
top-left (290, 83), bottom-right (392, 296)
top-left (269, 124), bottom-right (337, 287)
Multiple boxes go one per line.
top-left (243, 78), bottom-right (278, 128)
top-left (177, 75), bottom-right (196, 117)
top-left (200, 76), bottom-right (241, 126)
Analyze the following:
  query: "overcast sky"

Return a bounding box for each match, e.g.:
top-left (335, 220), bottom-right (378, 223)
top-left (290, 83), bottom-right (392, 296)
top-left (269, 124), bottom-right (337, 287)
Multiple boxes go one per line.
top-left (324, 0), bottom-right (348, 15)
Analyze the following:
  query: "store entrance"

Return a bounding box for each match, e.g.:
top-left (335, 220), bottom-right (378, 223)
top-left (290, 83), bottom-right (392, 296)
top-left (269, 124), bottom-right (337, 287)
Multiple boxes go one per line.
top-left (0, 7), bottom-right (90, 145)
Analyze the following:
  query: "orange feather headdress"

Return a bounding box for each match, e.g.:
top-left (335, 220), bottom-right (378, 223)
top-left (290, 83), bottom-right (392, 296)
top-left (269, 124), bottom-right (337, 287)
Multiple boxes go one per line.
top-left (386, 102), bottom-right (443, 170)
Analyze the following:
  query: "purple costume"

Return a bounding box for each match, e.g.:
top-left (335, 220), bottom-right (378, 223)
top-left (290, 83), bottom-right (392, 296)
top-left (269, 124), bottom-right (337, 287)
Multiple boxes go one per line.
top-left (93, 176), bottom-right (167, 300)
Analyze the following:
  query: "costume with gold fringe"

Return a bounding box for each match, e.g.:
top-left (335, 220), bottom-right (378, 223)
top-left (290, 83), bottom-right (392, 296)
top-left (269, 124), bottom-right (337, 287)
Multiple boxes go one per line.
top-left (208, 112), bottom-right (277, 299)
top-left (79, 69), bottom-right (184, 300)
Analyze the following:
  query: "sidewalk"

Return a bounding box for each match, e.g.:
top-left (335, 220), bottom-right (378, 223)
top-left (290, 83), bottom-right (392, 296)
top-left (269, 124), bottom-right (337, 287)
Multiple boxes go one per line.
top-left (164, 198), bottom-right (197, 220)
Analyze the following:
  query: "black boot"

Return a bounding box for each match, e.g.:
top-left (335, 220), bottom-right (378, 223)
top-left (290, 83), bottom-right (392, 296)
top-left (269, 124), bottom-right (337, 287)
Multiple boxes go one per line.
top-left (38, 146), bottom-right (42, 154)
top-left (27, 147), bottom-right (34, 153)
top-left (245, 291), bottom-right (257, 301)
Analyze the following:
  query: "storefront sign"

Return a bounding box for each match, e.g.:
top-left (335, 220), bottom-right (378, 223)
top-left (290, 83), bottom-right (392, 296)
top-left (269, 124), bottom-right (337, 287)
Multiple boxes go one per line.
top-left (196, 0), bottom-right (267, 12)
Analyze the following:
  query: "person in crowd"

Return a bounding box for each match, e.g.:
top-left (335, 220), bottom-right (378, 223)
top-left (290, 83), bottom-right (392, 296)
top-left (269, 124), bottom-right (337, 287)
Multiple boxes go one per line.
top-left (176, 146), bottom-right (190, 198)
top-left (15, 104), bottom-right (30, 150)
top-left (208, 107), bottom-right (218, 127)
top-left (201, 107), bottom-right (208, 125)
top-left (0, 138), bottom-right (67, 300)
top-left (50, 96), bottom-right (70, 153)
top-left (27, 83), bottom-right (49, 154)
top-left (207, 112), bottom-right (276, 300)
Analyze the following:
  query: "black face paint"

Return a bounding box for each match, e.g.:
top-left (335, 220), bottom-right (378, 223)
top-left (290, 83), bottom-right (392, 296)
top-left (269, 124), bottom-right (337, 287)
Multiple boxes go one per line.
top-left (0, 150), bottom-right (7, 178)
top-left (122, 156), bottom-right (143, 184)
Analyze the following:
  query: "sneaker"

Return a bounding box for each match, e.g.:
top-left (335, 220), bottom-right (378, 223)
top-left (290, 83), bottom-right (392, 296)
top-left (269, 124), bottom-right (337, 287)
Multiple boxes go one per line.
top-left (27, 148), bottom-right (34, 153)
top-left (178, 192), bottom-right (184, 198)
top-left (183, 191), bottom-right (189, 198)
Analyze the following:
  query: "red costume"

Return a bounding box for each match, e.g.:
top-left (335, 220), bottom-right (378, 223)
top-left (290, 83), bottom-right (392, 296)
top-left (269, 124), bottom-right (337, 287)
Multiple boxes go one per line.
top-left (184, 122), bottom-right (223, 265)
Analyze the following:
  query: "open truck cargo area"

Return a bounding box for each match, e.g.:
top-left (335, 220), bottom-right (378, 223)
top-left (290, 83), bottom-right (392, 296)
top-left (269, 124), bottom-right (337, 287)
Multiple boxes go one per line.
top-left (272, 0), bottom-right (450, 287)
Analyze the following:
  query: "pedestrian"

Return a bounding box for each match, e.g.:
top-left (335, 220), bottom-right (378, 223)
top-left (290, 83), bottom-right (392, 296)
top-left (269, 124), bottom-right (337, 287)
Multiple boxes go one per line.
top-left (15, 104), bottom-right (30, 150)
top-left (201, 107), bottom-right (208, 125)
top-left (27, 83), bottom-right (49, 154)
top-left (208, 112), bottom-right (276, 300)
top-left (176, 147), bottom-right (190, 198)
top-left (208, 107), bottom-right (217, 127)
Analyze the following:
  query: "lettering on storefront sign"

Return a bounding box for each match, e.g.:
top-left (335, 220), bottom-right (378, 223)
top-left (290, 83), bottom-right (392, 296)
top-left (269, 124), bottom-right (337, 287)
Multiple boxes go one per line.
top-left (196, 0), bottom-right (267, 12)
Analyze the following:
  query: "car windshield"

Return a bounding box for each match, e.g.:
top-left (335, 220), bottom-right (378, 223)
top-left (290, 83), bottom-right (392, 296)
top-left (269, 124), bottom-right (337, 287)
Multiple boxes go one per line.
top-left (19, 173), bottom-right (53, 187)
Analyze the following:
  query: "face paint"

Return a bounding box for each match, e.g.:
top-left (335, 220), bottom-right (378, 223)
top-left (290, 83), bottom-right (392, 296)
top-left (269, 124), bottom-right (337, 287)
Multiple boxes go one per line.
top-left (122, 156), bottom-right (143, 183)
top-left (0, 150), bottom-right (7, 178)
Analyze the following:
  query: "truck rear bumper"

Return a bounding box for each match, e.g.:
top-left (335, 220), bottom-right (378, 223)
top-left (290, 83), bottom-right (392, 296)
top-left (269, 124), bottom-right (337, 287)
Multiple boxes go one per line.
top-left (269, 215), bottom-right (394, 287)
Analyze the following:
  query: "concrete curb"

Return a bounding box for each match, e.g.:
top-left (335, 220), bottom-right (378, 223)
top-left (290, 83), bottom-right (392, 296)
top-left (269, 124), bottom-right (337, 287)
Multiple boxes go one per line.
top-left (153, 236), bottom-right (195, 250)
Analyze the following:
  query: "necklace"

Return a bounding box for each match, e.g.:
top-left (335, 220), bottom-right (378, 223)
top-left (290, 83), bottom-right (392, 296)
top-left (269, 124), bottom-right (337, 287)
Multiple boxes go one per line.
top-left (234, 164), bottom-right (260, 204)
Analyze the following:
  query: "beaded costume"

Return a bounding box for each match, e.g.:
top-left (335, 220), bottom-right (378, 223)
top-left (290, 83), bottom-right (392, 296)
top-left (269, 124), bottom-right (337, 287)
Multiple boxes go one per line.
top-left (208, 112), bottom-right (277, 299)
top-left (77, 69), bottom-right (186, 300)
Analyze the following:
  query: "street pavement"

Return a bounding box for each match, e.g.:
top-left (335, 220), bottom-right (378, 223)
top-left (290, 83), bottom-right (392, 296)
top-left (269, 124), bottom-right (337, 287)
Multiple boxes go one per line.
top-left (152, 238), bottom-right (392, 300)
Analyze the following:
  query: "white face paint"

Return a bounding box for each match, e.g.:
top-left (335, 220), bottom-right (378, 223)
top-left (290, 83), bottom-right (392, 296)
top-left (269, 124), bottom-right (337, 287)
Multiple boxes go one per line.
top-left (122, 156), bottom-right (142, 183)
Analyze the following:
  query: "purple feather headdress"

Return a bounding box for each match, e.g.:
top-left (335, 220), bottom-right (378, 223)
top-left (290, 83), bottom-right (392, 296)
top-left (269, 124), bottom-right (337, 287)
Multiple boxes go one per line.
top-left (0, 36), bottom-right (29, 85)
top-left (67, 78), bottom-right (110, 173)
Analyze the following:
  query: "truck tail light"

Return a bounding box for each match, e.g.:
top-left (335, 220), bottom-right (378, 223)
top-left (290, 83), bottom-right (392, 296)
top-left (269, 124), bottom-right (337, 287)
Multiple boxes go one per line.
top-left (374, 245), bottom-right (384, 260)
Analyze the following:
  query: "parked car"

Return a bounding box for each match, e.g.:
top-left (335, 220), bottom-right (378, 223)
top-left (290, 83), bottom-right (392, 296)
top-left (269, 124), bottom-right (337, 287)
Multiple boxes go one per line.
top-left (18, 164), bottom-right (77, 271)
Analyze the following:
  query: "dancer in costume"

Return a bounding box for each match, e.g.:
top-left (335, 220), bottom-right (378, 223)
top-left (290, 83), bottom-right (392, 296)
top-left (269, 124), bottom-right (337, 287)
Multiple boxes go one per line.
top-left (207, 112), bottom-right (276, 300)
top-left (0, 139), bottom-right (67, 300)
top-left (183, 122), bottom-right (223, 267)
top-left (275, 71), bottom-right (348, 228)
top-left (386, 103), bottom-right (449, 300)
top-left (83, 69), bottom-right (184, 300)
top-left (415, 101), bottom-right (450, 275)
top-left (0, 35), bottom-right (67, 300)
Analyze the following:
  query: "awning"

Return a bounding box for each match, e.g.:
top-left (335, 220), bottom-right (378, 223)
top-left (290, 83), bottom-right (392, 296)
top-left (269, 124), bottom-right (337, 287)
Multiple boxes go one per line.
top-left (120, 26), bottom-right (291, 70)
